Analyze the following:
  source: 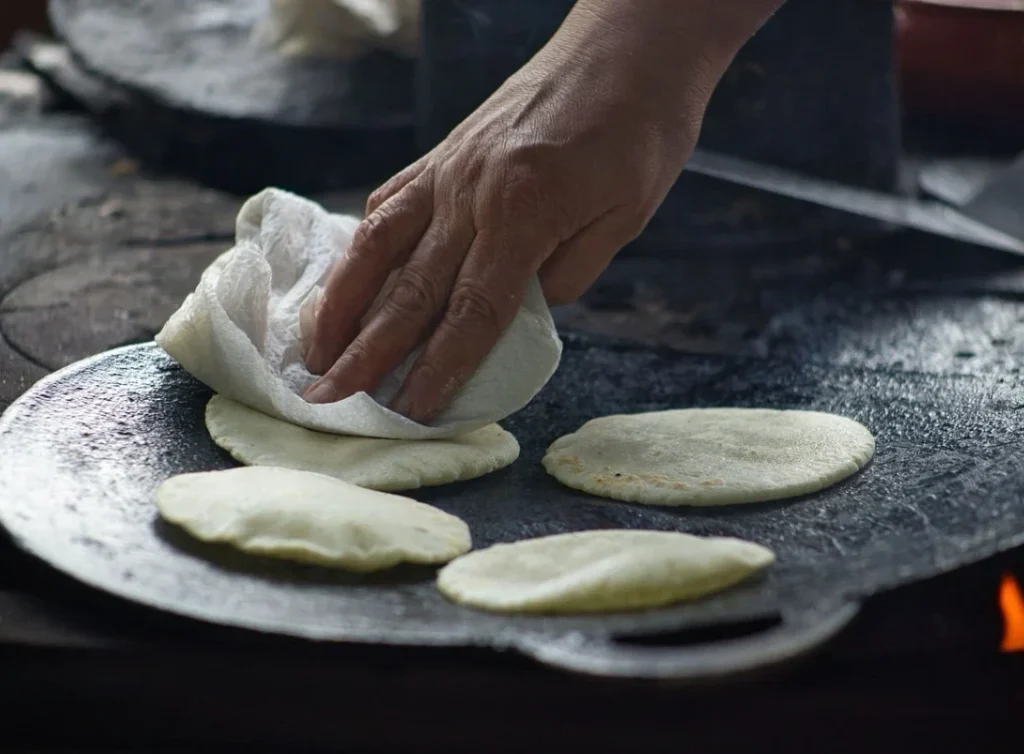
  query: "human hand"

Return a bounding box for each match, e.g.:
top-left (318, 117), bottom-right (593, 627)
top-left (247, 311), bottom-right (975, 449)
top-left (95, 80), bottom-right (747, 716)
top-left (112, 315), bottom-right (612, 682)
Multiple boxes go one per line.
top-left (302, 1), bottom-right (743, 422)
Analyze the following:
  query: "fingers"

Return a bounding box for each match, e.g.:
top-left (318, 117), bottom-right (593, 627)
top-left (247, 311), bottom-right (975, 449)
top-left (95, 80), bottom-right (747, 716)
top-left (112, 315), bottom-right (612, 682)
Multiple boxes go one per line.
top-left (389, 229), bottom-right (554, 423)
top-left (538, 209), bottom-right (640, 306)
top-left (303, 216), bottom-right (474, 404)
top-left (304, 177), bottom-right (432, 376)
top-left (365, 154), bottom-right (430, 216)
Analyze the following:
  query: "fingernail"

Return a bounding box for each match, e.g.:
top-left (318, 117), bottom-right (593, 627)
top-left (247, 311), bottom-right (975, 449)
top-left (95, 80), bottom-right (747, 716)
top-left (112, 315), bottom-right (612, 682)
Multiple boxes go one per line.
top-left (390, 394), bottom-right (413, 417)
top-left (390, 394), bottom-right (426, 422)
top-left (305, 344), bottom-right (323, 374)
top-left (304, 381), bottom-right (336, 404)
top-left (392, 396), bottom-right (436, 424)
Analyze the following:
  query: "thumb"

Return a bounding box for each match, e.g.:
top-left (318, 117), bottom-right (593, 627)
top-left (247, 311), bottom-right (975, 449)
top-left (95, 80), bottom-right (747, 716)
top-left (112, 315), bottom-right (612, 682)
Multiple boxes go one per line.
top-left (538, 211), bottom-right (642, 306)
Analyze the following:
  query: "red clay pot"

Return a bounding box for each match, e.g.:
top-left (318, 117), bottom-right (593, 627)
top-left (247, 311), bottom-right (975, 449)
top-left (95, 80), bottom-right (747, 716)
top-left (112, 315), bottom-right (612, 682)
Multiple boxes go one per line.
top-left (896, 0), bottom-right (1024, 121)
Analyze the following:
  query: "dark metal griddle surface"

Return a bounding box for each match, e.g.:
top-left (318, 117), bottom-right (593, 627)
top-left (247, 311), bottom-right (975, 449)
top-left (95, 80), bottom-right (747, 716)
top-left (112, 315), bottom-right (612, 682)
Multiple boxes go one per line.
top-left (1, 333), bottom-right (1023, 679)
top-left (43, 0), bottom-right (418, 194)
top-left (49, 0), bottom-right (415, 128)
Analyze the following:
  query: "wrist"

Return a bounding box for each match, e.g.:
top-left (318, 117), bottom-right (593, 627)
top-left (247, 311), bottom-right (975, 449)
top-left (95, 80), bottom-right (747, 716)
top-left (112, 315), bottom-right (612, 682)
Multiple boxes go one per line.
top-left (554, 0), bottom-right (784, 103)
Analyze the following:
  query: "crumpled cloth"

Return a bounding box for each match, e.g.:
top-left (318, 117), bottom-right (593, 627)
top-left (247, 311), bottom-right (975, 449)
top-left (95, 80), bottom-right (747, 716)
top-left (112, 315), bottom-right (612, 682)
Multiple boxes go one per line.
top-left (253, 0), bottom-right (420, 60)
top-left (156, 188), bottom-right (563, 440)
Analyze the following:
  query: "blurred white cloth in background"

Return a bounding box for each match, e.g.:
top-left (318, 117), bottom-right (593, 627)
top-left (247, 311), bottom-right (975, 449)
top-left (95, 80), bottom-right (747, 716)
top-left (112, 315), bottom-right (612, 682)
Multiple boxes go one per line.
top-left (252, 0), bottom-right (420, 60)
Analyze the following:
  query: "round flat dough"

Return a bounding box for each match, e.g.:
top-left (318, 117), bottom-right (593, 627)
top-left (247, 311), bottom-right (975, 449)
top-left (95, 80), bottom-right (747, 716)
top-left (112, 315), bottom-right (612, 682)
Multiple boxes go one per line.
top-left (205, 395), bottom-right (520, 492)
top-left (542, 408), bottom-right (875, 506)
top-left (436, 529), bottom-right (775, 615)
top-left (155, 466), bottom-right (471, 571)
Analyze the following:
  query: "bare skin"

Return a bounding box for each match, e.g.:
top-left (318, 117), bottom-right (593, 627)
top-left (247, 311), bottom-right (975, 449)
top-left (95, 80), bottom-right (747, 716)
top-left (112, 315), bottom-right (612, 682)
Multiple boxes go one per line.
top-left (304, 0), bottom-right (785, 421)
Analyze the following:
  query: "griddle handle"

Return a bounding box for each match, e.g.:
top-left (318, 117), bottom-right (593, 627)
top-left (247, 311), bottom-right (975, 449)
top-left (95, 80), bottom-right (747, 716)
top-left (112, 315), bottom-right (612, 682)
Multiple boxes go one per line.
top-left (513, 602), bottom-right (861, 681)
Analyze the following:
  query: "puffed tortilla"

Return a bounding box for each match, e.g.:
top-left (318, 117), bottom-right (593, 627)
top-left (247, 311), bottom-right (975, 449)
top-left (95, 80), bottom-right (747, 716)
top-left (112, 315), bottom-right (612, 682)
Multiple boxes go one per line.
top-left (436, 529), bottom-right (775, 614)
top-left (205, 395), bottom-right (520, 492)
top-left (155, 466), bottom-right (472, 571)
top-left (543, 408), bottom-right (874, 506)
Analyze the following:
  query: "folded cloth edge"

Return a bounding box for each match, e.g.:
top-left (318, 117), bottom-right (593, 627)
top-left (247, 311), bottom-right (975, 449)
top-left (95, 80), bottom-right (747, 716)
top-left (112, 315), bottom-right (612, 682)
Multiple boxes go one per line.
top-left (155, 188), bottom-right (563, 440)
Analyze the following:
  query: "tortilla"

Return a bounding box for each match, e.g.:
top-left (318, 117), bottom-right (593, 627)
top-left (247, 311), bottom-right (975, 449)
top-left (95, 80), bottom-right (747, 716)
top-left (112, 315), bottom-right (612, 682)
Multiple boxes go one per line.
top-left (205, 395), bottom-right (519, 491)
top-left (542, 408), bottom-right (874, 506)
top-left (154, 466), bottom-right (471, 571)
top-left (436, 529), bottom-right (775, 614)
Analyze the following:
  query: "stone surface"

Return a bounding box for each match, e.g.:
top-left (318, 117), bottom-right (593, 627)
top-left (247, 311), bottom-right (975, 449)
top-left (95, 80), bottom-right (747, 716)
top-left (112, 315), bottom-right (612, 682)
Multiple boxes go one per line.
top-left (0, 115), bottom-right (124, 236)
top-left (0, 167), bottom-right (370, 374)
top-left (0, 241), bottom-right (227, 369)
top-left (0, 335), bottom-right (47, 411)
top-left (0, 181), bottom-right (237, 287)
top-left (0, 112), bottom-right (133, 409)
top-left (0, 180), bottom-right (239, 371)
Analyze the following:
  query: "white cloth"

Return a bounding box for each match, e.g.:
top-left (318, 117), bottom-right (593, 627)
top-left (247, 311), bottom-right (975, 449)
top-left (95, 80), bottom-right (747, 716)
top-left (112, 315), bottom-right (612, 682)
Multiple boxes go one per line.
top-left (156, 188), bottom-right (563, 440)
top-left (253, 0), bottom-right (420, 60)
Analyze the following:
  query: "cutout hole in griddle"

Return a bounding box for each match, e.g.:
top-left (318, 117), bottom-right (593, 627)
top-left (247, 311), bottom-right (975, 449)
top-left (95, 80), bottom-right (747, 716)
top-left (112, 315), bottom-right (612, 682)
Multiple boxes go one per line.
top-left (614, 615), bottom-right (781, 647)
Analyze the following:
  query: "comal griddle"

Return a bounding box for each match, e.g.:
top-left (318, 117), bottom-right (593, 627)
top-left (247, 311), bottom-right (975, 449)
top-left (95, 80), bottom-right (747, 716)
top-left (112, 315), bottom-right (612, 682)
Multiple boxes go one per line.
top-left (46, 0), bottom-right (417, 193)
top-left (0, 333), bottom-right (1022, 681)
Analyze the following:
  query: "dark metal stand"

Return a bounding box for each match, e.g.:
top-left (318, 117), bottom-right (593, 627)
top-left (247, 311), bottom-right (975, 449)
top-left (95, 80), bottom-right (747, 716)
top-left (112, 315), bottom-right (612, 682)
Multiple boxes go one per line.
top-left (417, 0), bottom-right (903, 251)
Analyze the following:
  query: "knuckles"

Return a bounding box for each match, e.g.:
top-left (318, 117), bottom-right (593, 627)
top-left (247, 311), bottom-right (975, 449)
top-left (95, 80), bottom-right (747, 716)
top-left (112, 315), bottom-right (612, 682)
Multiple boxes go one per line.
top-left (348, 209), bottom-right (394, 263)
top-left (326, 339), bottom-right (381, 389)
top-left (446, 280), bottom-right (507, 333)
top-left (365, 186), bottom-right (390, 215)
top-left (494, 157), bottom-right (550, 212)
top-left (385, 269), bottom-right (443, 322)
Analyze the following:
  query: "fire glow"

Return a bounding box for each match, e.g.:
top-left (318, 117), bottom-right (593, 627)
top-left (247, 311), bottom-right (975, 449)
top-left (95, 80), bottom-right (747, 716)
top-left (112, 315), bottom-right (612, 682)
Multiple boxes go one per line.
top-left (999, 573), bottom-right (1024, 653)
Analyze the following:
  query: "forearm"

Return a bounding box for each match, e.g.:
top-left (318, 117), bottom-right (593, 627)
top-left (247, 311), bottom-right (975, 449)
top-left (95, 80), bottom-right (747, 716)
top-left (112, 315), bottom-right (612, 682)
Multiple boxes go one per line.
top-left (550, 0), bottom-right (785, 112)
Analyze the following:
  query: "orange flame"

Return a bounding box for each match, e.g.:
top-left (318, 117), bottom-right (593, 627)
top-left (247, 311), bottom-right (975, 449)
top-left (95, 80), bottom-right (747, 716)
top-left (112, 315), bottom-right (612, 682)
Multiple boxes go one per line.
top-left (999, 573), bottom-right (1024, 653)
